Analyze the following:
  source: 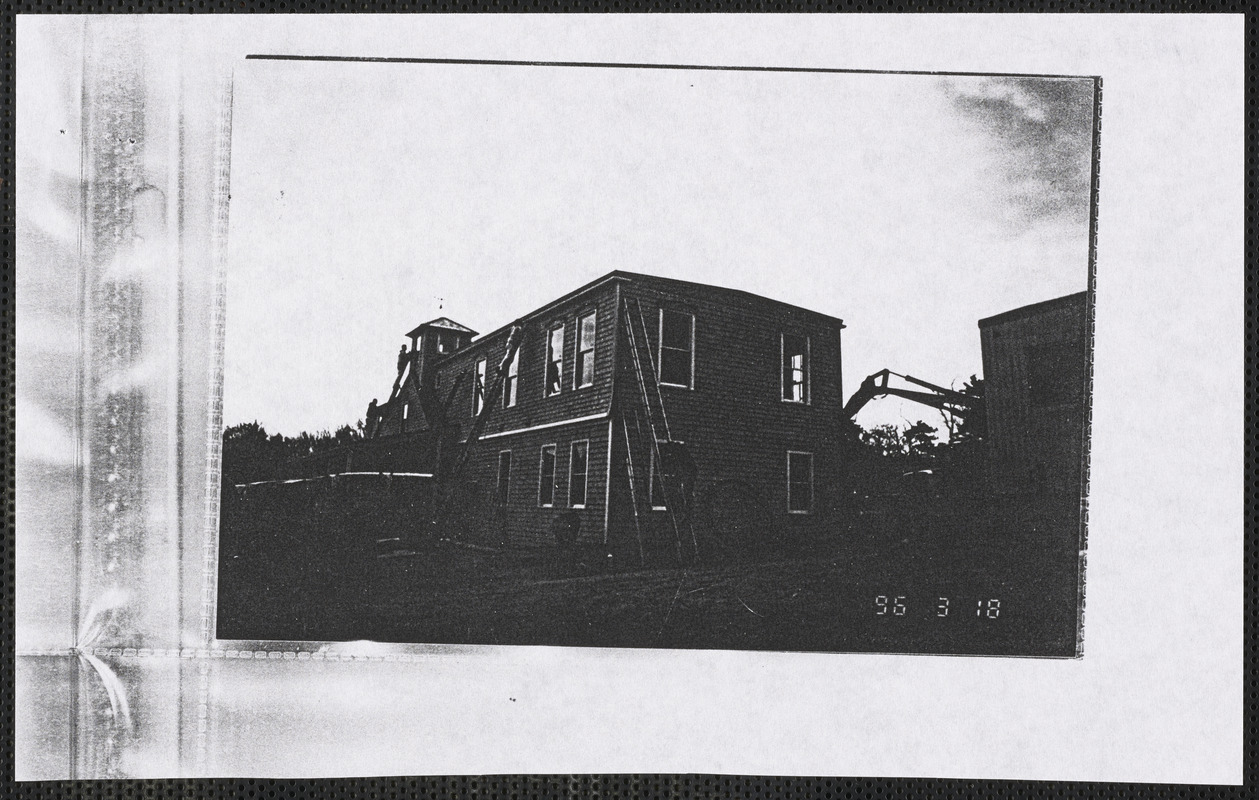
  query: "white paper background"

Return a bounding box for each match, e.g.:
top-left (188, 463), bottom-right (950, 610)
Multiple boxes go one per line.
top-left (16, 14), bottom-right (1243, 783)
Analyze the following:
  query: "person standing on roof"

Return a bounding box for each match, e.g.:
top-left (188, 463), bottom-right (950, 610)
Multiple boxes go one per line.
top-left (365, 398), bottom-right (380, 438)
top-left (392, 344), bottom-right (410, 393)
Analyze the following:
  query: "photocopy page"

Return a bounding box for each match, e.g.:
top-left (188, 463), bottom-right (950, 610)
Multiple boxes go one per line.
top-left (14, 13), bottom-right (1243, 782)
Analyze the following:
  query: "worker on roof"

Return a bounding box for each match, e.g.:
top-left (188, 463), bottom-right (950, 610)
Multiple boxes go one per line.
top-left (365, 399), bottom-right (379, 438)
top-left (392, 344), bottom-right (410, 394)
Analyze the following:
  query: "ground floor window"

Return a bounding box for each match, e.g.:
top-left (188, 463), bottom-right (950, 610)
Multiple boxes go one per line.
top-left (497, 450), bottom-right (512, 504)
top-left (568, 440), bottom-right (589, 507)
top-left (538, 445), bottom-right (558, 507)
top-left (648, 441), bottom-right (695, 511)
top-left (787, 451), bottom-right (814, 513)
top-left (646, 441), bottom-right (696, 515)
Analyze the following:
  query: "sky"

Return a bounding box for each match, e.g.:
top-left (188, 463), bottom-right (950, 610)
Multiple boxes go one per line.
top-left (223, 60), bottom-right (1094, 437)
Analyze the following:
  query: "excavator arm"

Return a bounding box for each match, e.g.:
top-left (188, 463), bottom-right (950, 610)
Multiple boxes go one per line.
top-left (843, 369), bottom-right (982, 420)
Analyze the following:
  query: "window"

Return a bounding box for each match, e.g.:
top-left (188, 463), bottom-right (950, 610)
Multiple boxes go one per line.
top-left (545, 325), bottom-right (564, 396)
top-left (787, 451), bottom-right (814, 514)
top-left (401, 402), bottom-right (410, 432)
top-left (649, 441), bottom-right (695, 512)
top-left (437, 332), bottom-right (453, 354)
top-left (538, 445), bottom-right (558, 507)
top-left (502, 346), bottom-right (519, 408)
top-left (658, 309), bottom-right (695, 388)
top-left (782, 333), bottom-right (810, 403)
top-left (472, 358), bottom-right (487, 416)
top-left (576, 311), bottom-right (597, 388)
top-left (497, 451), bottom-right (512, 505)
top-left (568, 441), bottom-right (589, 507)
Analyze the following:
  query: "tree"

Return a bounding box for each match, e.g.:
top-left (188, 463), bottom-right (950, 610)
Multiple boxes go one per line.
top-left (224, 420), bottom-right (268, 448)
top-left (222, 421), bottom-right (280, 484)
top-left (939, 375), bottom-right (986, 445)
top-left (334, 423), bottom-right (362, 446)
top-left (933, 375), bottom-right (988, 494)
top-left (222, 420), bottom-right (364, 485)
top-left (860, 424), bottom-right (907, 458)
top-left (903, 421), bottom-right (939, 456)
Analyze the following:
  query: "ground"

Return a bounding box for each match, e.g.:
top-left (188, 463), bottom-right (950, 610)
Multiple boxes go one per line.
top-left (217, 493), bottom-right (1083, 657)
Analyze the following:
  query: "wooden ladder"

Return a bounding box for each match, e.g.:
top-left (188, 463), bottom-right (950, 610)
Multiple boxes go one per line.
top-left (619, 296), bottom-right (699, 564)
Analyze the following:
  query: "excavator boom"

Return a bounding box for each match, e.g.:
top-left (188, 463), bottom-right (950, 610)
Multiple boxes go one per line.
top-left (844, 368), bottom-right (982, 420)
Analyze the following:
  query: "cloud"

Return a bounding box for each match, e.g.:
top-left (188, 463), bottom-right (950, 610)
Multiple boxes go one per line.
top-left (942, 76), bottom-right (1095, 230)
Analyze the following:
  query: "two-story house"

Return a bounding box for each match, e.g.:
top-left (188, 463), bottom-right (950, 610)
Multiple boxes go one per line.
top-left (369, 270), bottom-right (846, 564)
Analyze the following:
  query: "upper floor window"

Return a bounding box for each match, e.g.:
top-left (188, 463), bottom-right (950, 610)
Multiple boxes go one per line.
top-left (401, 401), bottom-right (410, 432)
top-left (782, 333), bottom-right (810, 404)
top-left (472, 358), bottom-right (487, 416)
top-left (502, 346), bottom-right (519, 408)
top-left (787, 451), bottom-right (814, 514)
top-left (658, 309), bottom-right (695, 389)
top-left (576, 311), bottom-right (597, 389)
top-left (545, 325), bottom-right (565, 397)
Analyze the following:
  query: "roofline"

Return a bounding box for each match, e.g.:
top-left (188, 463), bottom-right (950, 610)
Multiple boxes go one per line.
top-left (608, 270), bottom-right (846, 327)
top-left (436, 269), bottom-right (846, 360)
top-left (437, 273), bottom-right (623, 359)
top-left (978, 291), bottom-right (1088, 329)
top-left (405, 319), bottom-right (479, 338)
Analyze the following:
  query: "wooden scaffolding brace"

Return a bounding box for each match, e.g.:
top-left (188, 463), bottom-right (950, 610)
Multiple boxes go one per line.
top-left (618, 295), bottom-right (700, 565)
top-left (429, 323), bottom-right (526, 541)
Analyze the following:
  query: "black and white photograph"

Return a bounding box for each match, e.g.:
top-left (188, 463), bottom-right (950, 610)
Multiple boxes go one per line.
top-left (15, 14), bottom-right (1242, 782)
top-left (216, 57), bottom-right (1095, 657)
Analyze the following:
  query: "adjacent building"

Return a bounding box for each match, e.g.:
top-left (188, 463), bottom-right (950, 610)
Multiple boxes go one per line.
top-left (368, 270), bottom-right (847, 563)
top-left (979, 291), bottom-right (1090, 497)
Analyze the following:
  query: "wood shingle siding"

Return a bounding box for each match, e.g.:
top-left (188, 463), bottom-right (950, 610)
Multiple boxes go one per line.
top-left (421, 287), bottom-right (619, 438)
top-left (453, 418), bottom-right (611, 548)
top-left (606, 276), bottom-right (844, 560)
top-left (367, 271), bottom-right (847, 560)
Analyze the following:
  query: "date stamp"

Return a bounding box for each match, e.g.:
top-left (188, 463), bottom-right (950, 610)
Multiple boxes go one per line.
top-left (874, 596), bottom-right (1003, 619)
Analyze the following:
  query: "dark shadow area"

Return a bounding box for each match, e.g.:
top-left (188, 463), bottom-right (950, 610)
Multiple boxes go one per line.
top-left (217, 482), bottom-right (1081, 657)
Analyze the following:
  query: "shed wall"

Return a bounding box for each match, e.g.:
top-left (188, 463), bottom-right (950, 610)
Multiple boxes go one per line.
top-left (980, 298), bottom-right (1088, 497)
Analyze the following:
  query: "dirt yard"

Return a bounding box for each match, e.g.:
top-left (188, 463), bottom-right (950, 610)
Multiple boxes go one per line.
top-left (217, 493), bottom-right (1083, 657)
